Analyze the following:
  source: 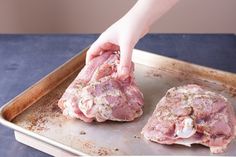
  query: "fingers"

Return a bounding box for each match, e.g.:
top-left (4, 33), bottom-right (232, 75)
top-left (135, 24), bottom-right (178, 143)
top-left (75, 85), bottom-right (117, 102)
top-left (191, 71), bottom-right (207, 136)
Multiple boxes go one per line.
top-left (118, 41), bottom-right (134, 79)
top-left (86, 40), bottom-right (103, 64)
top-left (86, 35), bottom-right (119, 64)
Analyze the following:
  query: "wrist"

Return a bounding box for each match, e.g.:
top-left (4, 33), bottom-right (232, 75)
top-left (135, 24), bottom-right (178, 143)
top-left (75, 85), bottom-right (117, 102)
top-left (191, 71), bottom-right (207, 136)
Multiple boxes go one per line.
top-left (121, 12), bottom-right (150, 38)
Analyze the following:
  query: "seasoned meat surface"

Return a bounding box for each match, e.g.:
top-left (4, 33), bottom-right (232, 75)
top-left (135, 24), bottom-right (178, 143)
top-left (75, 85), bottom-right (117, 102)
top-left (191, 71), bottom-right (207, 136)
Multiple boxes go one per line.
top-left (142, 84), bottom-right (236, 153)
top-left (58, 52), bottom-right (144, 122)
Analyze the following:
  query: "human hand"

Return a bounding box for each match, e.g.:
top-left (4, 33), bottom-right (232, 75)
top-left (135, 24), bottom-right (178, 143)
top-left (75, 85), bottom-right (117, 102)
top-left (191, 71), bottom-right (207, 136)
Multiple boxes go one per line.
top-left (86, 15), bottom-right (149, 79)
top-left (86, 0), bottom-right (179, 79)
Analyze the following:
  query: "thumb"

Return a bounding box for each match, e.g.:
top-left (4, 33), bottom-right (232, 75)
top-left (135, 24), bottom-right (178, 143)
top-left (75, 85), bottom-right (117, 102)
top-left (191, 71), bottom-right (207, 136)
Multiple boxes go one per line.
top-left (118, 42), bottom-right (134, 79)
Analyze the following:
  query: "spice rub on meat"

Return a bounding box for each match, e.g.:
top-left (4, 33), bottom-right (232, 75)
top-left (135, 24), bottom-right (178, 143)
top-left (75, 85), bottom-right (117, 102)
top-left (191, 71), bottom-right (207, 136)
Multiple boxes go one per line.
top-left (142, 84), bottom-right (236, 153)
top-left (58, 52), bottom-right (144, 122)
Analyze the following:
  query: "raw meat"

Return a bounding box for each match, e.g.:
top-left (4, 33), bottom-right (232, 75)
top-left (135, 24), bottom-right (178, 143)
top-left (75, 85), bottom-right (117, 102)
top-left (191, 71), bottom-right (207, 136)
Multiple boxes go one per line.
top-left (58, 51), bottom-right (144, 122)
top-left (142, 84), bottom-right (236, 153)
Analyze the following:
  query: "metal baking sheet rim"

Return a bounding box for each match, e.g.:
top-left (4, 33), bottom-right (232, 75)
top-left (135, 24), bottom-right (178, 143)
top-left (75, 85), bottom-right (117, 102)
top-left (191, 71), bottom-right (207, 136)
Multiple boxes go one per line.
top-left (0, 48), bottom-right (236, 155)
top-left (0, 47), bottom-right (89, 155)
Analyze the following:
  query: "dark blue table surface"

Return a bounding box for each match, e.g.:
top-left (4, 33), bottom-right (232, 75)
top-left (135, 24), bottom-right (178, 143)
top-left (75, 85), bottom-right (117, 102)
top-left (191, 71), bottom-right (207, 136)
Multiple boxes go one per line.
top-left (0, 34), bottom-right (236, 157)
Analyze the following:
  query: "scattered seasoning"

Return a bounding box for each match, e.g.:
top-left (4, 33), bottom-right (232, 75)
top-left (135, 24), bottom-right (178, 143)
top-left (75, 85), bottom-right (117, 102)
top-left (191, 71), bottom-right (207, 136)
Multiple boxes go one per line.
top-left (133, 135), bottom-right (141, 139)
top-left (228, 86), bottom-right (236, 97)
top-left (232, 93), bottom-right (236, 97)
top-left (51, 105), bottom-right (61, 113)
top-left (26, 114), bottom-right (48, 131)
top-left (145, 69), bottom-right (162, 78)
top-left (80, 130), bottom-right (86, 135)
top-left (83, 142), bottom-right (93, 149)
top-left (98, 148), bottom-right (108, 156)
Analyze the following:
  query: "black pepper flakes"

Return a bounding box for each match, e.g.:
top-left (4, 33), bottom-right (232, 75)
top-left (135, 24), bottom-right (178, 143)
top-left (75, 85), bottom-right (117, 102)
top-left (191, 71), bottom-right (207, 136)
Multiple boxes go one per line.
top-left (80, 130), bottom-right (86, 135)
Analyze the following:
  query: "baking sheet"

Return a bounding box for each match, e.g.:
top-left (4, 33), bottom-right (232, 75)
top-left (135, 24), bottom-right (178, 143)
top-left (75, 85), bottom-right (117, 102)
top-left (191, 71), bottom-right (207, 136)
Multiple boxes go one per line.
top-left (0, 49), bottom-right (236, 155)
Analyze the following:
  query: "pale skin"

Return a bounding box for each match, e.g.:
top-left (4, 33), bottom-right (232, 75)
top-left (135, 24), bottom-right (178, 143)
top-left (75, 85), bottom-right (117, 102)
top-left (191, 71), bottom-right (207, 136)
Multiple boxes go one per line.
top-left (86, 0), bottom-right (179, 79)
